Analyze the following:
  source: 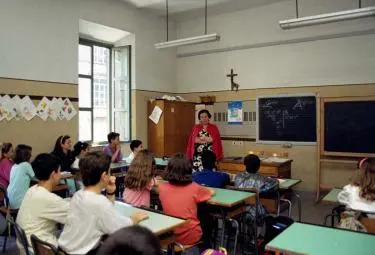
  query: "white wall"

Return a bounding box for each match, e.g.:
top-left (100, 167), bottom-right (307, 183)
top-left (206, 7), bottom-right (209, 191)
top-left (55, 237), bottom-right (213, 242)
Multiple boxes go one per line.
top-left (0, 0), bottom-right (177, 92)
top-left (176, 0), bottom-right (375, 92)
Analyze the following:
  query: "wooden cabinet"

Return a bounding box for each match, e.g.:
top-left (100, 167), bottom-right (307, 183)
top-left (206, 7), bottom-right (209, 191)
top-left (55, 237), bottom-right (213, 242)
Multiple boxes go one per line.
top-left (148, 99), bottom-right (196, 157)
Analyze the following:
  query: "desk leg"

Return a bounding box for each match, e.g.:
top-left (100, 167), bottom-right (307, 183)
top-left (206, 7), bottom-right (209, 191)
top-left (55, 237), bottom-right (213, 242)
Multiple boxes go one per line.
top-left (220, 209), bottom-right (227, 248)
top-left (294, 192), bottom-right (302, 222)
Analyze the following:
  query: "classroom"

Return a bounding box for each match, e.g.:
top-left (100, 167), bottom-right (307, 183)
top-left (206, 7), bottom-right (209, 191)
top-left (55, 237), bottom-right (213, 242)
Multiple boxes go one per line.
top-left (1, 0), bottom-right (375, 254)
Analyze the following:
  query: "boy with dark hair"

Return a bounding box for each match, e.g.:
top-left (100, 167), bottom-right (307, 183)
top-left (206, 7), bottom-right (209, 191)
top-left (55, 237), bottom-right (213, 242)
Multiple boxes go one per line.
top-left (193, 150), bottom-right (230, 188)
top-left (126, 140), bottom-right (143, 163)
top-left (234, 154), bottom-right (278, 223)
top-left (17, 153), bottom-right (69, 250)
top-left (103, 132), bottom-right (122, 163)
top-left (58, 151), bottom-right (148, 255)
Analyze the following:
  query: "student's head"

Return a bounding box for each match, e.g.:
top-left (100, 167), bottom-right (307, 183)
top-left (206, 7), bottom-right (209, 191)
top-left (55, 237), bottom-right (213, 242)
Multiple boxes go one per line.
top-left (1, 143), bottom-right (13, 160)
top-left (244, 154), bottom-right (261, 173)
top-left (107, 132), bottom-right (120, 145)
top-left (198, 109), bottom-right (211, 125)
top-left (125, 149), bottom-right (155, 190)
top-left (13, 144), bottom-right (32, 164)
top-left (80, 151), bottom-right (111, 188)
top-left (73, 141), bottom-right (90, 158)
top-left (96, 226), bottom-right (162, 255)
top-left (165, 153), bottom-right (192, 185)
top-left (130, 140), bottom-right (143, 153)
top-left (201, 150), bottom-right (216, 170)
top-left (353, 158), bottom-right (375, 201)
top-left (32, 153), bottom-right (61, 185)
top-left (53, 135), bottom-right (73, 154)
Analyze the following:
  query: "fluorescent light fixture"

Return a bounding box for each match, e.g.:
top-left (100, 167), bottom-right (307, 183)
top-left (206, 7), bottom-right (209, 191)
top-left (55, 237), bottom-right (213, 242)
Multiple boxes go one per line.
top-left (154, 33), bottom-right (220, 49)
top-left (279, 6), bottom-right (375, 29)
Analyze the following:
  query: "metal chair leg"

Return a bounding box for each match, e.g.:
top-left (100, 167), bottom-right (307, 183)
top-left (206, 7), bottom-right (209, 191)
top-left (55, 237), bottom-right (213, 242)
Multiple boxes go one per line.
top-left (280, 198), bottom-right (292, 217)
top-left (228, 218), bottom-right (239, 255)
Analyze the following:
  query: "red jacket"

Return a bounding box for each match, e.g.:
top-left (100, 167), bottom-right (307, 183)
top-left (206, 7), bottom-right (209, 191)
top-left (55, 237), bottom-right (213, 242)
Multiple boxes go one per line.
top-left (186, 123), bottom-right (223, 160)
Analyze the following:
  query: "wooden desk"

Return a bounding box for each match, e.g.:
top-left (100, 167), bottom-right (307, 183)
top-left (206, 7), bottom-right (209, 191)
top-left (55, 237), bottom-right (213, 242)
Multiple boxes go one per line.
top-left (208, 187), bottom-right (254, 207)
top-left (322, 188), bottom-right (342, 204)
top-left (266, 222), bottom-right (375, 255)
top-left (114, 201), bottom-right (186, 236)
top-left (217, 157), bottom-right (293, 178)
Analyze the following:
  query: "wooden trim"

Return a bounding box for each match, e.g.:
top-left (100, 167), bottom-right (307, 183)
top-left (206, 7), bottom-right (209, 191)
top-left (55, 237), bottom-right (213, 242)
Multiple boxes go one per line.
top-left (0, 93), bottom-right (78, 102)
top-left (221, 137), bottom-right (256, 142)
top-left (320, 158), bottom-right (357, 164)
top-left (316, 97), bottom-right (322, 201)
top-left (322, 151), bottom-right (375, 157)
top-left (0, 76), bottom-right (77, 86)
top-left (322, 96), bottom-right (375, 103)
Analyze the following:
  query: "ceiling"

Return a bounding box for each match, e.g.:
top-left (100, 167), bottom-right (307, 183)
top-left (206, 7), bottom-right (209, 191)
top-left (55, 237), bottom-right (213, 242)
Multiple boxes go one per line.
top-left (122, 0), bottom-right (289, 18)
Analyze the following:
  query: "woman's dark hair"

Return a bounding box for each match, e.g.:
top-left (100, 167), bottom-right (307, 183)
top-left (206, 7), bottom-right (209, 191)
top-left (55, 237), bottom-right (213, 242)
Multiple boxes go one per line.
top-left (80, 151), bottom-right (111, 187)
top-left (130, 140), bottom-right (143, 152)
top-left (52, 135), bottom-right (71, 154)
top-left (32, 153), bottom-right (61, 181)
top-left (201, 150), bottom-right (216, 170)
top-left (13, 144), bottom-right (32, 164)
top-left (125, 150), bottom-right (155, 190)
top-left (73, 141), bottom-right (89, 158)
top-left (244, 154), bottom-right (261, 174)
top-left (198, 109), bottom-right (211, 120)
top-left (165, 153), bottom-right (192, 185)
top-left (1, 143), bottom-right (12, 159)
top-left (96, 226), bottom-right (162, 255)
top-left (107, 132), bottom-right (120, 144)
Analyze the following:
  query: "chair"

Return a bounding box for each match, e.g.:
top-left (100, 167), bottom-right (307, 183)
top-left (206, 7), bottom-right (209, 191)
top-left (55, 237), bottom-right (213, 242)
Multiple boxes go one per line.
top-left (225, 186), bottom-right (260, 255)
top-left (7, 218), bottom-right (30, 255)
top-left (0, 184), bottom-right (12, 252)
top-left (359, 217), bottom-right (375, 234)
top-left (31, 234), bottom-right (59, 255)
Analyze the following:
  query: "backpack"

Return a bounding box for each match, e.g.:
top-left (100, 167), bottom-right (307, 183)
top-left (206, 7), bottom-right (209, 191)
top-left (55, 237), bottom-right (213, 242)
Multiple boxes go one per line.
top-left (338, 211), bottom-right (367, 232)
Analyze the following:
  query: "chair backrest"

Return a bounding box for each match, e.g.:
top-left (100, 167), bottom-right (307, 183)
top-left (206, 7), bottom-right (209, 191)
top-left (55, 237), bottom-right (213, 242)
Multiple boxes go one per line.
top-left (31, 234), bottom-right (59, 255)
top-left (8, 218), bottom-right (30, 255)
top-left (359, 217), bottom-right (375, 234)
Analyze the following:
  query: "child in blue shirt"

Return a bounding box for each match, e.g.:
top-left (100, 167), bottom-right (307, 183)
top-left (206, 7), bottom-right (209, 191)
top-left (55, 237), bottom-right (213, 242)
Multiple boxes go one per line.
top-left (7, 144), bottom-right (35, 209)
top-left (193, 150), bottom-right (230, 188)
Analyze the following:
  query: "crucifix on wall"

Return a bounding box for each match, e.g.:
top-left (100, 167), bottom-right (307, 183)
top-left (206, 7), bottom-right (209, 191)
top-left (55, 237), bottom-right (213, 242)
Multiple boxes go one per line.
top-left (226, 69), bottom-right (239, 92)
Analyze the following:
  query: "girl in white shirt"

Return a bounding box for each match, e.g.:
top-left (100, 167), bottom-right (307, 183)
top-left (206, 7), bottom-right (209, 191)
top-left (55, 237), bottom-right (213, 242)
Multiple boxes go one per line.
top-left (338, 158), bottom-right (375, 215)
top-left (71, 141), bottom-right (90, 170)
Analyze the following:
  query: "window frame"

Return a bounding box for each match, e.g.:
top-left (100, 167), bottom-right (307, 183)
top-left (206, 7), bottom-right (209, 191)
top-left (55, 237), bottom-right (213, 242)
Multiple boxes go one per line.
top-left (78, 39), bottom-right (132, 144)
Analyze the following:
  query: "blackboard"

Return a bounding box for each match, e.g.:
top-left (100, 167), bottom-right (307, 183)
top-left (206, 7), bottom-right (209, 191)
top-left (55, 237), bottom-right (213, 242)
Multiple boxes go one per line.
top-left (257, 95), bottom-right (316, 143)
top-left (324, 100), bottom-right (375, 154)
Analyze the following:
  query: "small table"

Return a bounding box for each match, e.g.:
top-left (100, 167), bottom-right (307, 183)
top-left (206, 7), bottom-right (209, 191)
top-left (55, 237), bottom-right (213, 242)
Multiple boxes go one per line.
top-left (266, 222), bottom-right (375, 255)
top-left (322, 188), bottom-right (342, 204)
top-left (278, 178), bottom-right (302, 222)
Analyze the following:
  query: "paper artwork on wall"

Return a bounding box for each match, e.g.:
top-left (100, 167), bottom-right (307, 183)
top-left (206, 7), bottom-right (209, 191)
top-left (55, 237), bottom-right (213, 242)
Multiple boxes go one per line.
top-left (56, 98), bottom-right (65, 120)
top-left (62, 98), bottom-right (77, 121)
top-left (12, 95), bottom-right (23, 120)
top-left (0, 96), bottom-right (6, 122)
top-left (228, 101), bottom-right (243, 125)
top-left (48, 97), bottom-right (59, 121)
top-left (36, 97), bottom-right (50, 121)
top-left (2, 95), bottom-right (16, 121)
top-left (21, 96), bottom-right (37, 121)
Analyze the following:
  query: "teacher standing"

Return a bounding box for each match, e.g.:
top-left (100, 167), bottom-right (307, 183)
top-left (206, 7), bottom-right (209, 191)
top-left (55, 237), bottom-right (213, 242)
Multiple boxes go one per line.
top-left (186, 109), bottom-right (223, 172)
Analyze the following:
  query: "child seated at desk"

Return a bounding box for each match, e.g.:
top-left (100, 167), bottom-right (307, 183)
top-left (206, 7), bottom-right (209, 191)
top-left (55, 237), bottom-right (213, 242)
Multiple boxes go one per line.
top-left (125, 139), bottom-right (143, 164)
top-left (234, 154), bottom-right (278, 224)
top-left (123, 149), bottom-right (158, 207)
top-left (58, 151), bottom-right (148, 255)
top-left (338, 158), bottom-right (375, 216)
top-left (193, 150), bottom-right (230, 188)
top-left (103, 132), bottom-right (123, 163)
top-left (159, 153), bottom-right (214, 246)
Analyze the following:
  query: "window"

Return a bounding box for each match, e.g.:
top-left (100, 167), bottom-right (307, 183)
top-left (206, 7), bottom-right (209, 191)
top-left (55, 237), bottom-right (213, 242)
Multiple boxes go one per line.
top-left (78, 40), bottom-right (131, 143)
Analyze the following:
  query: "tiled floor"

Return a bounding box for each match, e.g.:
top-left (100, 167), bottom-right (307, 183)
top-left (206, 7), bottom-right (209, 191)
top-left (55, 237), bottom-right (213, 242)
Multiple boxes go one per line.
top-left (0, 190), bottom-right (336, 255)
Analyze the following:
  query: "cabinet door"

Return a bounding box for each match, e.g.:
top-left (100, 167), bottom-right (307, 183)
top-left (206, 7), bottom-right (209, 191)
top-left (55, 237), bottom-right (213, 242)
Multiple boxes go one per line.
top-left (164, 102), bottom-right (195, 156)
top-left (148, 100), bottom-right (165, 157)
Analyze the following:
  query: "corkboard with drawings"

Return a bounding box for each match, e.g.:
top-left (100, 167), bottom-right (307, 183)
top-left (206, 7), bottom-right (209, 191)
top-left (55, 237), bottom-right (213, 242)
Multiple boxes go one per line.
top-left (213, 100), bottom-right (256, 138)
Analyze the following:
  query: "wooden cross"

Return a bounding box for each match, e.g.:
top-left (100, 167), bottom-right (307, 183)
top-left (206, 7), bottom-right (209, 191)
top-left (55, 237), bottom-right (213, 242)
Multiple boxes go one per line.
top-left (226, 69), bottom-right (239, 92)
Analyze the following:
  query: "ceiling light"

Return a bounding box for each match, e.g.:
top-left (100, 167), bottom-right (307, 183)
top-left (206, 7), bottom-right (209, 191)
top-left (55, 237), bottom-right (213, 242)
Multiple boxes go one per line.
top-left (154, 33), bottom-right (220, 49)
top-left (279, 6), bottom-right (375, 29)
